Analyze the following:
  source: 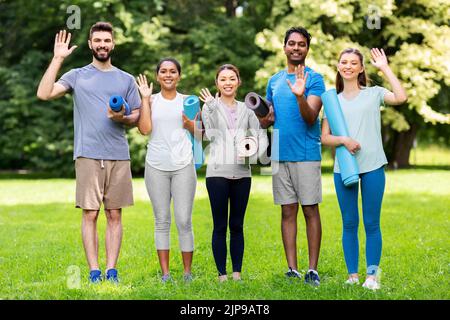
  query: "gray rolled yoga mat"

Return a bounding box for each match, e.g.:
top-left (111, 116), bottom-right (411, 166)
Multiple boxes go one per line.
top-left (244, 92), bottom-right (271, 117)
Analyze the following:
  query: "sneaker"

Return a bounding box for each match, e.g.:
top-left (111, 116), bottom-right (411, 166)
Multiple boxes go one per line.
top-left (232, 272), bottom-right (242, 281)
top-left (218, 274), bottom-right (228, 282)
top-left (345, 277), bottom-right (360, 285)
top-left (285, 267), bottom-right (301, 279)
top-left (106, 268), bottom-right (119, 283)
top-left (183, 273), bottom-right (193, 282)
top-left (304, 269), bottom-right (320, 286)
top-left (161, 273), bottom-right (172, 283)
top-left (89, 269), bottom-right (102, 283)
top-left (362, 277), bottom-right (380, 290)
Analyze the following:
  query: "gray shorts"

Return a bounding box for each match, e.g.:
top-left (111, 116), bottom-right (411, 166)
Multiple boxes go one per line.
top-left (272, 161), bottom-right (322, 206)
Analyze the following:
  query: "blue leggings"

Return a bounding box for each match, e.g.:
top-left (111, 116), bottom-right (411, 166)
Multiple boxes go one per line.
top-left (334, 166), bottom-right (385, 275)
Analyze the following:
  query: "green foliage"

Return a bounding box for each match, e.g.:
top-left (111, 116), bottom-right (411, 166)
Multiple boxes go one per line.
top-left (256, 0), bottom-right (449, 124)
top-left (255, 0), bottom-right (449, 165)
top-left (0, 50), bottom-right (74, 175)
top-left (0, 0), bottom-right (448, 174)
top-left (0, 0), bottom-right (271, 174)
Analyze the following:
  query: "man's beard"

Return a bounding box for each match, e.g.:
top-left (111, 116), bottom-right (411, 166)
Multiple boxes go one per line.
top-left (289, 57), bottom-right (305, 66)
top-left (92, 48), bottom-right (112, 62)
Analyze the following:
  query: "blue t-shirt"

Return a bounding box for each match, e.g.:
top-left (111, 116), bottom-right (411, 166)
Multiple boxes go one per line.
top-left (57, 64), bottom-right (141, 161)
top-left (266, 67), bottom-right (325, 161)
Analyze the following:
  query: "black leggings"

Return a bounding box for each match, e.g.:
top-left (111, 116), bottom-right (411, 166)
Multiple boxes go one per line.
top-left (206, 177), bottom-right (251, 275)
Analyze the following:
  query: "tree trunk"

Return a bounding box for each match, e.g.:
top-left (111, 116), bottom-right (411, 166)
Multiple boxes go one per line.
top-left (225, 0), bottom-right (237, 17)
top-left (391, 123), bottom-right (418, 168)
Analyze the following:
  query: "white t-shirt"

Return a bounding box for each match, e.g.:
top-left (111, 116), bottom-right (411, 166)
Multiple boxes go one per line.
top-left (324, 86), bottom-right (389, 174)
top-left (146, 92), bottom-right (193, 171)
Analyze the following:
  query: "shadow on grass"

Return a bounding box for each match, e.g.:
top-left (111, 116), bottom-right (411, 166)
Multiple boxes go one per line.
top-left (0, 170), bottom-right (75, 180)
top-left (391, 164), bottom-right (450, 171)
top-left (2, 163), bottom-right (449, 180)
top-left (0, 165), bottom-right (332, 180)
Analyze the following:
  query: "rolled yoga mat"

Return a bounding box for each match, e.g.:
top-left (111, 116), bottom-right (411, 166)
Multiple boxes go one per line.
top-left (321, 89), bottom-right (359, 187)
top-left (237, 136), bottom-right (258, 158)
top-left (183, 95), bottom-right (205, 170)
top-left (244, 92), bottom-right (271, 117)
top-left (109, 95), bottom-right (131, 115)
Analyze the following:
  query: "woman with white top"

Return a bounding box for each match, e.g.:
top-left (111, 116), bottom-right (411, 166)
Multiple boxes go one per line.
top-left (200, 64), bottom-right (268, 282)
top-left (321, 48), bottom-right (407, 290)
top-left (136, 58), bottom-right (199, 282)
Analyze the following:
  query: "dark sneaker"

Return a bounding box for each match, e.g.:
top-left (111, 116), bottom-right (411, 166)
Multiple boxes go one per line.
top-left (161, 273), bottom-right (172, 283)
top-left (304, 270), bottom-right (320, 286)
top-left (89, 269), bottom-right (102, 283)
top-left (106, 268), bottom-right (119, 283)
top-left (285, 267), bottom-right (301, 279)
top-left (183, 273), bottom-right (193, 282)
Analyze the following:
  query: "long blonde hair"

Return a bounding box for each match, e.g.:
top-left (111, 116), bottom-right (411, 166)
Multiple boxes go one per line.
top-left (336, 48), bottom-right (369, 93)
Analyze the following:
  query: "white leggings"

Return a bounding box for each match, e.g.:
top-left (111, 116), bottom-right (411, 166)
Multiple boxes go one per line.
top-left (144, 163), bottom-right (197, 252)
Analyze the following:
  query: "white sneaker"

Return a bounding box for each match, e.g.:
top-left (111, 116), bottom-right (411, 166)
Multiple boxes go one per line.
top-left (362, 277), bottom-right (380, 290)
top-left (345, 277), bottom-right (360, 285)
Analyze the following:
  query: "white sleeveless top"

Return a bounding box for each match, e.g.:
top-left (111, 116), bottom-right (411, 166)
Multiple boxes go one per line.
top-left (145, 92), bottom-right (193, 171)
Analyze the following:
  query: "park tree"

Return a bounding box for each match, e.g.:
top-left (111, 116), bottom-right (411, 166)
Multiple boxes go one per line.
top-left (0, 0), bottom-right (273, 174)
top-left (0, 0), bottom-right (447, 174)
top-left (255, 0), bottom-right (449, 167)
top-left (0, 0), bottom-right (170, 175)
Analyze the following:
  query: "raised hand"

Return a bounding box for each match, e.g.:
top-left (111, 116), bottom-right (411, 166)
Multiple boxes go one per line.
top-left (54, 30), bottom-right (77, 59)
top-left (199, 88), bottom-right (218, 104)
top-left (370, 48), bottom-right (389, 70)
top-left (286, 65), bottom-right (309, 97)
top-left (136, 74), bottom-right (153, 100)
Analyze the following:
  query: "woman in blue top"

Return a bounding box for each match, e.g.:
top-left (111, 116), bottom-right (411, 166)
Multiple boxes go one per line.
top-left (321, 48), bottom-right (407, 290)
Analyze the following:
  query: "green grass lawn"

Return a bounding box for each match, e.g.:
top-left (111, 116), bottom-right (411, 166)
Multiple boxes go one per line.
top-left (0, 147), bottom-right (449, 300)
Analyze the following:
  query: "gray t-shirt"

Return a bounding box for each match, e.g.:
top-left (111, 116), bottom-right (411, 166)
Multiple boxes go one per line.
top-left (57, 64), bottom-right (141, 160)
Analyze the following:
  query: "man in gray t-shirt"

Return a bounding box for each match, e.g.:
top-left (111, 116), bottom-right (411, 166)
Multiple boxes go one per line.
top-left (37, 22), bottom-right (141, 283)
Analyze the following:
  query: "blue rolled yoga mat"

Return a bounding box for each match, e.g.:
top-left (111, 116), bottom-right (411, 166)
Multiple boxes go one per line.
top-left (109, 95), bottom-right (131, 115)
top-left (183, 95), bottom-right (205, 170)
top-left (321, 89), bottom-right (359, 187)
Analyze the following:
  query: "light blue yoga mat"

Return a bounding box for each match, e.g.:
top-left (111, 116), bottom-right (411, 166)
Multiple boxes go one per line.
top-left (321, 89), bottom-right (359, 187)
top-left (183, 95), bottom-right (205, 170)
